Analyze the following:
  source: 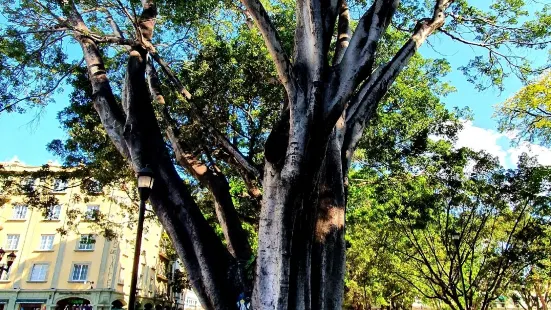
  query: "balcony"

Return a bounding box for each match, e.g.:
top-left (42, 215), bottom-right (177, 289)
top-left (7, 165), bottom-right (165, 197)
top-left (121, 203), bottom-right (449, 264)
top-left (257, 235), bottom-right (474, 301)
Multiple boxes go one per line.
top-left (156, 259), bottom-right (169, 282)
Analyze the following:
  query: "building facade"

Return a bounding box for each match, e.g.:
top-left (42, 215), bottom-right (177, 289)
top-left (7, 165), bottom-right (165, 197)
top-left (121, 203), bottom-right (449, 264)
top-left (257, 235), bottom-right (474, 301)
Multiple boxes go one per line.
top-left (0, 159), bottom-right (202, 310)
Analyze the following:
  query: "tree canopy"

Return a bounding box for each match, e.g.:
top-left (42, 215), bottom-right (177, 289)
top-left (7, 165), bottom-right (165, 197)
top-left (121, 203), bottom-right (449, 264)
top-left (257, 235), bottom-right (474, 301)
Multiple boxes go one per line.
top-left (1, 0), bottom-right (551, 309)
top-left (495, 71), bottom-right (551, 147)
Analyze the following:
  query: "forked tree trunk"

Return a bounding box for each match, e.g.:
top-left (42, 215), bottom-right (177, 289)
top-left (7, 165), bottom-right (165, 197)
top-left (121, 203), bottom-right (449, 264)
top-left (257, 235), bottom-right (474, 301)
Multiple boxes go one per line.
top-left (254, 96), bottom-right (348, 309)
top-left (56, 0), bottom-right (455, 308)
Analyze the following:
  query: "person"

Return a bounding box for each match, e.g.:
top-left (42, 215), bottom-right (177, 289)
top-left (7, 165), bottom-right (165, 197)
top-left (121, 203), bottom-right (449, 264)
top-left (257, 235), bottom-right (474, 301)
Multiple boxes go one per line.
top-left (236, 293), bottom-right (250, 310)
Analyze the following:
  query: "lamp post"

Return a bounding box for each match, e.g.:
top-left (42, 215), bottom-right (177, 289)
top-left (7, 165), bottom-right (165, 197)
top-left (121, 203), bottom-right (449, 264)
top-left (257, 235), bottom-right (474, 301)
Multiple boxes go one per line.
top-left (0, 249), bottom-right (16, 277)
top-left (129, 167), bottom-right (155, 310)
top-left (451, 231), bottom-right (468, 309)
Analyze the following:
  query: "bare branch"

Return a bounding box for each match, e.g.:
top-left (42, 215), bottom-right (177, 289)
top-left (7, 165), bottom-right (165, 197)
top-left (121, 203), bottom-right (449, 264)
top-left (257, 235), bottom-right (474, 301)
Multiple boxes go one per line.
top-left (439, 29), bottom-right (549, 76)
top-left (341, 39), bottom-right (416, 173)
top-left (239, 0), bottom-right (294, 95)
top-left (333, 0), bottom-right (351, 65)
top-left (325, 0), bottom-right (399, 123)
top-left (340, 0), bottom-right (455, 173)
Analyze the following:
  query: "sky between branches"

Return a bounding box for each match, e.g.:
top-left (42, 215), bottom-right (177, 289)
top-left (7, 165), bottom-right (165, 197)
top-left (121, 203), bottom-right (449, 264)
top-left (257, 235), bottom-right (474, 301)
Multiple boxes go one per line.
top-left (0, 1), bottom-right (550, 169)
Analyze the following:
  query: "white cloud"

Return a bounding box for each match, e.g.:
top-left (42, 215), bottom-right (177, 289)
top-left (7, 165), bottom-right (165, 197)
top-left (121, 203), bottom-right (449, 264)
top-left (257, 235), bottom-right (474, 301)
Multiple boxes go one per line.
top-left (507, 142), bottom-right (551, 166)
top-left (455, 121), bottom-right (551, 168)
top-left (455, 121), bottom-right (508, 165)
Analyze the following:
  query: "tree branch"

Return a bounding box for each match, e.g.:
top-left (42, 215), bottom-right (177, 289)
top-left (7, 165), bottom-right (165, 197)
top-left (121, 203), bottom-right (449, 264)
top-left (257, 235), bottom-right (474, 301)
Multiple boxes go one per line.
top-left (0, 58), bottom-right (83, 114)
top-left (138, 0), bottom-right (156, 43)
top-left (325, 0), bottom-right (399, 123)
top-left (148, 50), bottom-right (262, 187)
top-left (125, 46), bottom-right (237, 309)
top-left (340, 40), bottom-right (414, 173)
top-left (333, 0), bottom-right (351, 65)
top-left (239, 0), bottom-right (294, 96)
top-left (59, 2), bottom-right (243, 307)
top-left (146, 60), bottom-right (252, 261)
top-left (212, 130), bottom-right (262, 181)
top-left (340, 0), bottom-right (455, 173)
top-left (60, 3), bottom-right (129, 159)
top-left (104, 8), bottom-right (127, 44)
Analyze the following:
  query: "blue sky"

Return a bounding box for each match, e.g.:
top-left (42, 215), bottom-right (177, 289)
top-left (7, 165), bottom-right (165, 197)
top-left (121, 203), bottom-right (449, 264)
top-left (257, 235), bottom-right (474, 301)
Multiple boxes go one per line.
top-left (0, 11), bottom-right (549, 167)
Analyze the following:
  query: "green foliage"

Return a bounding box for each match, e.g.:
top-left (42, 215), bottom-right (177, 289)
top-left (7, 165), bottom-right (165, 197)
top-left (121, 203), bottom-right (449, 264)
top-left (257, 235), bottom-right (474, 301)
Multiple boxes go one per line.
top-left (344, 30), bottom-right (465, 308)
top-left (346, 137), bottom-right (551, 310)
top-left (344, 52), bottom-right (551, 308)
top-left (495, 71), bottom-right (551, 147)
top-left (448, 0), bottom-right (551, 90)
top-left (1, 1), bottom-right (551, 307)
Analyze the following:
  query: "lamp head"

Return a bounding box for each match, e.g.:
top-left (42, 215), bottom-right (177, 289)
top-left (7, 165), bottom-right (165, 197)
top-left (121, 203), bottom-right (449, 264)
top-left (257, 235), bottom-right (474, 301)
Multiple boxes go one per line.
top-left (137, 166), bottom-right (154, 201)
top-left (452, 232), bottom-right (460, 247)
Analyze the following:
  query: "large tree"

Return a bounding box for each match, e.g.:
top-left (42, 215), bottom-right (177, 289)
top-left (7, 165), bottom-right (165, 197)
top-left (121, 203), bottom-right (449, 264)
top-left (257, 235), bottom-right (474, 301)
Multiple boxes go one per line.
top-left (1, 0), bottom-right (550, 309)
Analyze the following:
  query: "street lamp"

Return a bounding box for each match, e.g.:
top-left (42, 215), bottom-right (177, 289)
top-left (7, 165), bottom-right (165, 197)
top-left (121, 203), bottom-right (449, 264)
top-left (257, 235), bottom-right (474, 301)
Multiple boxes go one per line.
top-left (129, 167), bottom-right (155, 310)
top-left (137, 167), bottom-right (154, 201)
top-left (0, 249), bottom-right (16, 277)
top-left (451, 231), bottom-right (460, 248)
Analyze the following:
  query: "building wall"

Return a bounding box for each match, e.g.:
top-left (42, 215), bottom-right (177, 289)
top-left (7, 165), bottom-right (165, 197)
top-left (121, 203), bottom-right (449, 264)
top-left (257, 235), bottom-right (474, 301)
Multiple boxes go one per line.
top-left (0, 159), bottom-right (202, 310)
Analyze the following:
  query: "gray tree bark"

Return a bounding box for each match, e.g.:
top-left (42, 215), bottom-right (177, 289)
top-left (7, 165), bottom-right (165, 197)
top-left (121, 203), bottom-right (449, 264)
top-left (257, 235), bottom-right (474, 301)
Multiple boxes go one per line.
top-left (55, 0), bottom-right (456, 308)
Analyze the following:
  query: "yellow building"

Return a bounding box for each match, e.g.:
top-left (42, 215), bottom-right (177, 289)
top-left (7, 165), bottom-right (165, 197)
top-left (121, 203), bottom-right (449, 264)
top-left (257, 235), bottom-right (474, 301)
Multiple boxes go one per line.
top-left (0, 159), bottom-right (203, 310)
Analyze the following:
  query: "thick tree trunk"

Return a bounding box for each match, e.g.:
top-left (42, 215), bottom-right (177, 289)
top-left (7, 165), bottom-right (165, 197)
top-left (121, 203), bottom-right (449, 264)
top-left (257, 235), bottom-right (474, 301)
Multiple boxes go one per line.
top-left (311, 132), bottom-right (347, 309)
top-left (56, 0), bottom-right (455, 308)
top-left (253, 99), bottom-right (347, 310)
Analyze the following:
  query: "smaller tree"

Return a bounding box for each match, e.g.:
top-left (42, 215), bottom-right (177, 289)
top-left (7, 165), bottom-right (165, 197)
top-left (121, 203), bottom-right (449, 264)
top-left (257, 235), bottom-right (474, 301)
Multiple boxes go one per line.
top-left (393, 154), bottom-right (551, 310)
top-left (346, 182), bottom-right (418, 310)
top-left (510, 257), bottom-right (551, 310)
top-left (343, 44), bottom-right (458, 310)
top-left (348, 139), bottom-right (551, 310)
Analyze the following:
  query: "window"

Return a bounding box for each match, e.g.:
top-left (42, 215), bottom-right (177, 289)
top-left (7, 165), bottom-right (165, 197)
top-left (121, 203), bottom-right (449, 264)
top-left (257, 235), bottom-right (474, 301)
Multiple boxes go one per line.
top-left (20, 178), bottom-right (35, 192)
top-left (149, 277), bottom-right (154, 295)
top-left (118, 267), bottom-right (125, 284)
top-left (5, 234), bottom-right (20, 250)
top-left (185, 298), bottom-right (197, 307)
top-left (53, 179), bottom-right (67, 192)
top-left (70, 264), bottom-right (89, 282)
top-left (85, 180), bottom-right (102, 194)
top-left (45, 205), bottom-right (61, 220)
top-left (157, 259), bottom-right (168, 277)
top-left (85, 205), bottom-right (100, 221)
top-left (39, 235), bottom-right (55, 251)
top-left (12, 205), bottom-right (27, 220)
top-left (143, 226), bottom-right (150, 239)
top-left (1, 270), bottom-right (10, 281)
top-left (77, 234), bottom-right (95, 251)
top-left (29, 264), bottom-right (48, 282)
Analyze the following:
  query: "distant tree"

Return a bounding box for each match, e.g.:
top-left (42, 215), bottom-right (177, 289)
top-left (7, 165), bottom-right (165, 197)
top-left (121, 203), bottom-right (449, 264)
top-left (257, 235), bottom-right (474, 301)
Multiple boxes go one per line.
top-left (343, 45), bottom-right (459, 310)
top-left (510, 258), bottom-right (551, 310)
top-left (345, 99), bottom-right (551, 310)
top-left (369, 152), bottom-right (551, 310)
top-left (495, 71), bottom-right (551, 146)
